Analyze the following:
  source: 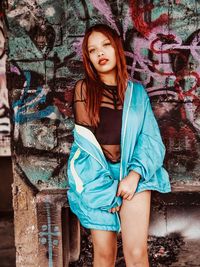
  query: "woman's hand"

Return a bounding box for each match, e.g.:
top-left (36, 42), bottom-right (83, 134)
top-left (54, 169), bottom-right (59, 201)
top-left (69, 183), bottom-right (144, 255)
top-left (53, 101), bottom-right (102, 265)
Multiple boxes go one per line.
top-left (116, 171), bottom-right (141, 201)
top-left (108, 171), bottom-right (140, 212)
top-left (108, 206), bottom-right (121, 213)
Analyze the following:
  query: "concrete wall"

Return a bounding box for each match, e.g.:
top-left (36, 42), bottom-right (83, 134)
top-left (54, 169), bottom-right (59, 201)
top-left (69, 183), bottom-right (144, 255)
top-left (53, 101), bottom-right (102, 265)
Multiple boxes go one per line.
top-left (5, 0), bottom-right (200, 190)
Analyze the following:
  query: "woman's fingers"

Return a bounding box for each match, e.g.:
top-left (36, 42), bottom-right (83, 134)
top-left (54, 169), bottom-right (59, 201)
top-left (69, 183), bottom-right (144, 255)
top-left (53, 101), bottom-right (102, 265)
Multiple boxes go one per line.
top-left (108, 206), bottom-right (121, 213)
top-left (116, 206), bottom-right (120, 211)
top-left (118, 189), bottom-right (133, 199)
top-left (117, 189), bottom-right (135, 200)
top-left (117, 183), bottom-right (133, 198)
top-left (120, 191), bottom-right (126, 197)
top-left (122, 193), bottom-right (130, 199)
top-left (126, 194), bottom-right (134, 201)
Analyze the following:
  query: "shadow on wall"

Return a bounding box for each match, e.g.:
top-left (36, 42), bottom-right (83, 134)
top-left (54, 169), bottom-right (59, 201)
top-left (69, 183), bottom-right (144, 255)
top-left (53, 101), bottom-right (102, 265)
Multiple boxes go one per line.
top-left (0, 157), bottom-right (16, 267)
top-left (0, 157), bottom-right (13, 212)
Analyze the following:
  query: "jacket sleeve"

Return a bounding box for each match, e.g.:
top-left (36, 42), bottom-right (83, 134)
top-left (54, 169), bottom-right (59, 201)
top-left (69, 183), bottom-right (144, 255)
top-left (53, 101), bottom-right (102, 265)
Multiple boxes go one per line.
top-left (67, 143), bottom-right (122, 211)
top-left (81, 173), bottom-right (122, 211)
top-left (127, 92), bottom-right (166, 182)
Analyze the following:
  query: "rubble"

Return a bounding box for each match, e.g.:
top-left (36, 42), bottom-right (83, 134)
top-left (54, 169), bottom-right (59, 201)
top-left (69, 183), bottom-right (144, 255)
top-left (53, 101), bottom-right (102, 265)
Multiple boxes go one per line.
top-left (69, 227), bottom-right (184, 267)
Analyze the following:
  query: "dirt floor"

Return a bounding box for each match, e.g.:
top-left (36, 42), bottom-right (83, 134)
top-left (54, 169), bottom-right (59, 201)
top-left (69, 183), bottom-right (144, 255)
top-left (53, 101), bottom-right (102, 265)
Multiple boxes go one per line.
top-left (69, 227), bottom-right (200, 267)
top-left (0, 213), bottom-right (15, 267)
top-left (1, 214), bottom-right (200, 267)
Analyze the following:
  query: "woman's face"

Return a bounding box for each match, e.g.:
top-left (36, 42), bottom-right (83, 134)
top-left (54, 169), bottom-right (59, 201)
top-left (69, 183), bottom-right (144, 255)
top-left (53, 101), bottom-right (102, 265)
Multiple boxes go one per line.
top-left (87, 31), bottom-right (117, 75)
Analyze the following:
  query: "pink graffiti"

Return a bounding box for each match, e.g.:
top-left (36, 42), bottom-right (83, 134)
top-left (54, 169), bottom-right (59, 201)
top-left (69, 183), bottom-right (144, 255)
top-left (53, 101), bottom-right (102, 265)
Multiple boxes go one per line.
top-left (89, 0), bottom-right (119, 34)
top-left (72, 38), bottom-right (83, 59)
top-left (130, 26), bottom-right (200, 98)
top-left (10, 65), bottom-right (21, 75)
top-left (128, 24), bottom-right (200, 132)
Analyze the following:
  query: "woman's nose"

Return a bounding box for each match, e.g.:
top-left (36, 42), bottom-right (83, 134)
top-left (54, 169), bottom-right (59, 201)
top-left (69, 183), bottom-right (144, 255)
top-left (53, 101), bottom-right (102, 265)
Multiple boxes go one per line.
top-left (97, 50), bottom-right (104, 57)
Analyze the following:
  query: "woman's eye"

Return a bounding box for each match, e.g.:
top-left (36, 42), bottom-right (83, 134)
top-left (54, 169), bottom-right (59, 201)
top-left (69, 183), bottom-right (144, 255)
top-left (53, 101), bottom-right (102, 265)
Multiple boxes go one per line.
top-left (104, 43), bottom-right (111, 46)
top-left (89, 49), bottom-right (95, 54)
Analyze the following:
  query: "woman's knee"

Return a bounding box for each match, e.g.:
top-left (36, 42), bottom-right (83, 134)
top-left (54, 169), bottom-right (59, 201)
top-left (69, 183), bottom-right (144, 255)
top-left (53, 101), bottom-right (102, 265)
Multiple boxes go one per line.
top-left (123, 246), bottom-right (148, 265)
top-left (93, 246), bottom-right (117, 267)
top-left (91, 230), bottom-right (117, 265)
top-left (95, 247), bottom-right (116, 260)
top-left (94, 241), bottom-right (117, 258)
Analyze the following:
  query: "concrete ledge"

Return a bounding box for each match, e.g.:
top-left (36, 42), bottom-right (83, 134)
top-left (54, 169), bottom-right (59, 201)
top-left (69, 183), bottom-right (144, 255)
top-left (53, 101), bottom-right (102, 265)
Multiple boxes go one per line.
top-left (171, 184), bottom-right (200, 192)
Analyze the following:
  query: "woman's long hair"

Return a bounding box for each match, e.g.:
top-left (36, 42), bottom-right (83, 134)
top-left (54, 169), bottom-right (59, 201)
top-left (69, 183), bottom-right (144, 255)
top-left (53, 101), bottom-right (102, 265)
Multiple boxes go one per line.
top-left (82, 24), bottom-right (128, 126)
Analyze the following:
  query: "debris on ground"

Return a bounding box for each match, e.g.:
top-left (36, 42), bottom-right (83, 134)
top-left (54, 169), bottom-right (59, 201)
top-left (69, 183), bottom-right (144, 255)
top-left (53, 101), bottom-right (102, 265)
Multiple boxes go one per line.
top-left (69, 227), bottom-right (184, 267)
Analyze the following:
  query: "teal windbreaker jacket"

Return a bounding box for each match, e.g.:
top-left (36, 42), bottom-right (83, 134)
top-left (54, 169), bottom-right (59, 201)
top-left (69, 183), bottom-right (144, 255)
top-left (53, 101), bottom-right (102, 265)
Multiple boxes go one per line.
top-left (67, 81), bottom-right (171, 232)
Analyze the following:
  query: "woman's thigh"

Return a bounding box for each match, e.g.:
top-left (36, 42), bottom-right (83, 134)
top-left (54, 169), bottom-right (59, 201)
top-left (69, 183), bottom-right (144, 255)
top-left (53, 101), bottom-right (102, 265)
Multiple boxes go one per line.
top-left (90, 229), bottom-right (117, 256)
top-left (119, 190), bottom-right (151, 250)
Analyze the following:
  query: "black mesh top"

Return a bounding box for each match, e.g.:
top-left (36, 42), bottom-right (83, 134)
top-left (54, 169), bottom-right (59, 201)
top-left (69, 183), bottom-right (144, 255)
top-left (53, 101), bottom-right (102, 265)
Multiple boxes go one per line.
top-left (73, 79), bottom-right (123, 163)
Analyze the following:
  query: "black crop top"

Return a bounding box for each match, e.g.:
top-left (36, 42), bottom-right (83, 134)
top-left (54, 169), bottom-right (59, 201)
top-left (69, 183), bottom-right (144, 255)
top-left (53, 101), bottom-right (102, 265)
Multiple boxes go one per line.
top-left (96, 107), bottom-right (122, 145)
top-left (73, 79), bottom-right (123, 163)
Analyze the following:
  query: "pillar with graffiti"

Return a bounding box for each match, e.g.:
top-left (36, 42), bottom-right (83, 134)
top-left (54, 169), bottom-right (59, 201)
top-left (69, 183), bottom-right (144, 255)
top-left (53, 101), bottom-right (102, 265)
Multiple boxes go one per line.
top-left (4, 0), bottom-right (200, 266)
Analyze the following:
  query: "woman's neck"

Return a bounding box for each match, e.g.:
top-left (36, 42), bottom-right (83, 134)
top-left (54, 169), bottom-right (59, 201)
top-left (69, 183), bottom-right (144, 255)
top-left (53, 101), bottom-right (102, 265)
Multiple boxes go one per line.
top-left (99, 71), bottom-right (117, 86)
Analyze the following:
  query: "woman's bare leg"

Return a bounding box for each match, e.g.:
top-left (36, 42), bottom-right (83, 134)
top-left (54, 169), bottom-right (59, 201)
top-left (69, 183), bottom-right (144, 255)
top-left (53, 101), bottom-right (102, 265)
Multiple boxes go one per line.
top-left (90, 229), bottom-right (117, 267)
top-left (120, 190), bottom-right (151, 267)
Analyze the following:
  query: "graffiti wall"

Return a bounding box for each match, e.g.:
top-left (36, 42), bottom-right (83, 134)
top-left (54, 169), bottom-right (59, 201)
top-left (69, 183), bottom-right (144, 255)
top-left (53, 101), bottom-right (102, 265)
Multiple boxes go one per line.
top-left (5, 0), bottom-right (200, 190)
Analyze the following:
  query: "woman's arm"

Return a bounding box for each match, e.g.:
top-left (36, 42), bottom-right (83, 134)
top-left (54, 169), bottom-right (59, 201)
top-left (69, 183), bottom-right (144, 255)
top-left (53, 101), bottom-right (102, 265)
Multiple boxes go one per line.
top-left (117, 88), bottom-right (166, 200)
top-left (67, 142), bottom-right (122, 211)
top-left (127, 96), bottom-right (166, 181)
top-left (73, 79), bottom-right (95, 132)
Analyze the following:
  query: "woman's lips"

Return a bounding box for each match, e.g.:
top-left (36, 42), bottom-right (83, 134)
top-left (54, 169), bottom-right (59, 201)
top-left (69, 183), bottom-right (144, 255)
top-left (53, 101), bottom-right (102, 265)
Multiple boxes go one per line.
top-left (98, 58), bottom-right (108, 65)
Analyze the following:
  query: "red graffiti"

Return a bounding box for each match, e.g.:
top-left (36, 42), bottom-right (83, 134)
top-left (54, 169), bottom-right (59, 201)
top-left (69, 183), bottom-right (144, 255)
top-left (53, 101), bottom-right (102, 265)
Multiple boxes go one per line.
top-left (53, 89), bottom-right (73, 117)
top-left (164, 124), bottom-right (199, 170)
top-left (150, 34), bottom-right (176, 53)
top-left (175, 71), bottom-right (200, 102)
top-left (150, 34), bottom-right (188, 76)
top-left (167, 126), bottom-right (197, 149)
top-left (149, 33), bottom-right (200, 105)
top-left (130, 1), bottom-right (169, 37)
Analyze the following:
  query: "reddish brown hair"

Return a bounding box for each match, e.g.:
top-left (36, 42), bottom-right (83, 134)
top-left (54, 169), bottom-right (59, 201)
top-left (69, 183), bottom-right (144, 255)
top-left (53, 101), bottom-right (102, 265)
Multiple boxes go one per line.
top-left (81, 24), bottom-right (128, 126)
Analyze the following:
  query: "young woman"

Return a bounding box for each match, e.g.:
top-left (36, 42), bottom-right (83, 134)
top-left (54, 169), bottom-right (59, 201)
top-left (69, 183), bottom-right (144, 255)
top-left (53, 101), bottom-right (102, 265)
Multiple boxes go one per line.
top-left (67, 24), bottom-right (171, 267)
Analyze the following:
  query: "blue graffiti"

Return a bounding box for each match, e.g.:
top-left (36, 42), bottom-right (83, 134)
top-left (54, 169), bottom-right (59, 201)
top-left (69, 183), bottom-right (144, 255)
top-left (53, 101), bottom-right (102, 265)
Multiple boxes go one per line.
top-left (12, 71), bottom-right (54, 124)
top-left (38, 202), bottom-right (61, 267)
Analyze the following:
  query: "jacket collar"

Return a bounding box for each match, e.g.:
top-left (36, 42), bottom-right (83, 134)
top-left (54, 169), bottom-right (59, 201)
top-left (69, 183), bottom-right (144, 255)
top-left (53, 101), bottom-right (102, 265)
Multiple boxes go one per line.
top-left (74, 124), bottom-right (108, 169)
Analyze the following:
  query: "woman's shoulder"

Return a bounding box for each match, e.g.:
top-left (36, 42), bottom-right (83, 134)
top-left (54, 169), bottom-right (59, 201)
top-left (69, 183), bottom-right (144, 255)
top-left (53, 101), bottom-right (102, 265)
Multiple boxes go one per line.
top-left (127, 80), bottom-right (149, 99)
top-left (74, 79), bottom-right (86, 90)
top-left (74, 79), bottom-right (87, 100)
